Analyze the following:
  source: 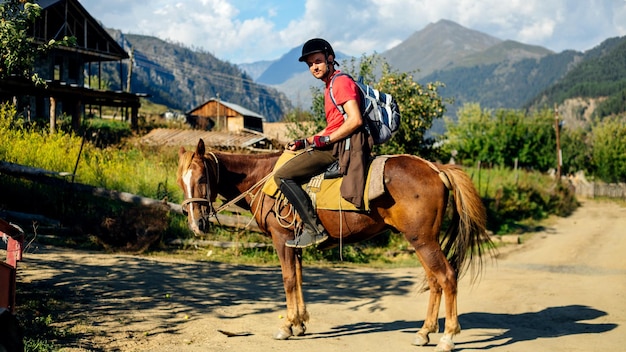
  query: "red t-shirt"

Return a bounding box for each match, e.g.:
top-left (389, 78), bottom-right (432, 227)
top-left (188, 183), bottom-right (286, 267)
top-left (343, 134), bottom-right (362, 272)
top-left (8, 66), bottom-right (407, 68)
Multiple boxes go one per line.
top-left (324, 71), bottom-right (361, 134)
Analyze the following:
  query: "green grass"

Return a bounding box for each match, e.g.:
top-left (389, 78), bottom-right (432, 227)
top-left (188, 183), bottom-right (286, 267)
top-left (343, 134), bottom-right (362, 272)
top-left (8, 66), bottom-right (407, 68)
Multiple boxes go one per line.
top-left (16, 283), bottom-right (71, 352)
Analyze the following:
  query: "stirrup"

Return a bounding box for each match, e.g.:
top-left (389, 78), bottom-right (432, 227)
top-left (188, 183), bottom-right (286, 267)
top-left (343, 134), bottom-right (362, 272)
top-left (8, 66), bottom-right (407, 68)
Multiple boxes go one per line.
top-left (286, 230), bottom-right (328, 248)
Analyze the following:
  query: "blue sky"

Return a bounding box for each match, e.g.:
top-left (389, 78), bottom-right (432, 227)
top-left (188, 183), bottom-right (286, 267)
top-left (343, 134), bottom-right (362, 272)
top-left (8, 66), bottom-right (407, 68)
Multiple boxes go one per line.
top-left (77, 0), bottom-right (626, 64)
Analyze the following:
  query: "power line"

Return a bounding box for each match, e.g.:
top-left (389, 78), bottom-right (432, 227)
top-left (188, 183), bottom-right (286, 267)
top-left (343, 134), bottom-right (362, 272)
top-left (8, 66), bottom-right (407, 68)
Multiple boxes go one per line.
top-left (131, 49), bottom-right (281, 100)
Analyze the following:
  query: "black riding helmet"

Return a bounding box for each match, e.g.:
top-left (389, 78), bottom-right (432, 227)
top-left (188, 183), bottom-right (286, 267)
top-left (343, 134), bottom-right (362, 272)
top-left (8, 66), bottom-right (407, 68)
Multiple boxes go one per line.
top-left (298, 38), bottom-right (335, 62)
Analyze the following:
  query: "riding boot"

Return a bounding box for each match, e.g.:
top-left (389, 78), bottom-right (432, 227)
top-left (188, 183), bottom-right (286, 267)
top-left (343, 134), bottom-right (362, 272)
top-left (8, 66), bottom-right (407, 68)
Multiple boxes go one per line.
top-left (279, 179), bottom-right (329, 248)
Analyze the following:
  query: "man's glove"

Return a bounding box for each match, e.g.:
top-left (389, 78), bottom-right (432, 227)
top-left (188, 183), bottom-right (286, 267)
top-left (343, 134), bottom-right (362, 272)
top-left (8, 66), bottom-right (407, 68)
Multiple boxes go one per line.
top-left (288, 139), bottom-right (308, 150)
top-left (312, 135), bottom-right (331, 148)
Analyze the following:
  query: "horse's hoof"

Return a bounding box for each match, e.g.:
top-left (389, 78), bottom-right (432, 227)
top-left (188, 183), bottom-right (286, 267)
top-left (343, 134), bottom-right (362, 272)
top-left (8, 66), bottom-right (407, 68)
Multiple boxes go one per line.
top-left (292, 323), bottom-right (306, 336)
top-left (412, 329), bottom-right (431, 346)
top-left (434, 336), bottom-right (455, 352)
top-left (412, 334), bottom-right (430, 346)
top-left (273, 326), bottom-right (293, 340)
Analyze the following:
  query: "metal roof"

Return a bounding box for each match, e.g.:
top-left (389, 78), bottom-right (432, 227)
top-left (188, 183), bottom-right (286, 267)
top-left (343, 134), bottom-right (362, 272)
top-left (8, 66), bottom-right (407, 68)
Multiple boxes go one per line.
top-left (187, 98), bottom-right (265, 120)
top-left (140, 128), bottom-right (270, 149)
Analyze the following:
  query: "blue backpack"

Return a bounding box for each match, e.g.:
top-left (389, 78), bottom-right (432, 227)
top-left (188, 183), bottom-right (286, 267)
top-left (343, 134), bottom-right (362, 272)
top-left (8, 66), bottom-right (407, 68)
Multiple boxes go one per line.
top-left (329, 73), bottom-right (401, 145)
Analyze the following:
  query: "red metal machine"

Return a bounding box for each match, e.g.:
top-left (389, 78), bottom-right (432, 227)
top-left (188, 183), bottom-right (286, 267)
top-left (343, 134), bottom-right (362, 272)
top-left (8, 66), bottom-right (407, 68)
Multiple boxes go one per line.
top-left (1, 218), bottom-right (24, 312)
top-left (1, 218), bottom-right (25, 352)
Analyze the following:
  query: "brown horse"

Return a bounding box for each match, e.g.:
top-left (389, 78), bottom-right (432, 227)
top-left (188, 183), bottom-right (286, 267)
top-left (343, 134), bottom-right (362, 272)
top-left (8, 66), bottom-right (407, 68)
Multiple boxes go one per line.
top-left (177, 139), bottom-right (493, 352)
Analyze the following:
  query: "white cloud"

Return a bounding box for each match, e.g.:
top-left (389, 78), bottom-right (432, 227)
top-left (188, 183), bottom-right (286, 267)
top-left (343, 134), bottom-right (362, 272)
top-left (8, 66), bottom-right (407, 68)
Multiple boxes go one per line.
top-left (78, 0), bottom-right (626, 63)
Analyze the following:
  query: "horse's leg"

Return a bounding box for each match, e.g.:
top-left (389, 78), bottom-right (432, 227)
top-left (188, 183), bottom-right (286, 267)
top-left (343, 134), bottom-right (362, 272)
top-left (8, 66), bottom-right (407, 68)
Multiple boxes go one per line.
top-left (413, 242), bottom-right (460, 352)
top-left (292, 249), bottom-right (309, 336)
top-left (272, 235), bottom-right (308, 340)
top-left (412, 263), bottom-right (442, 347)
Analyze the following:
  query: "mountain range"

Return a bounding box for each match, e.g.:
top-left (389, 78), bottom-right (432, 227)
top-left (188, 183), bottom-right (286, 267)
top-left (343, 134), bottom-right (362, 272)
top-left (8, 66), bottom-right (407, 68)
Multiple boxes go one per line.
top-left (245, 20), bottom-right (568, 118)
top-left (102, 19), bottom-right (626, 126)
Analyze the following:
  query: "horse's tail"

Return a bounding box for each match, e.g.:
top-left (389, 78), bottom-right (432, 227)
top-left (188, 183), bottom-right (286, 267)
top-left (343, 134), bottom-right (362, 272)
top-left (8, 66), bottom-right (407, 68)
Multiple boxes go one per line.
top-left (438, 164), bottom-right (495, 281)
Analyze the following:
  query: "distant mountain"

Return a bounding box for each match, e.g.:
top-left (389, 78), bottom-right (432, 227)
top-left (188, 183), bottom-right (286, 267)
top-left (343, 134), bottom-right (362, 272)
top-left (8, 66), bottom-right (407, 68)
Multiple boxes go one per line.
top-left (238, 60), bottom-right (273, 81)
top-left (258, 19), bottom-right (560, 112)
top-left (421, 45), bottom-right (579, 118)
top-left (100, 30), bottom-right (292, 122)
top-left (382, 19), bottom-right (503, 78)
top-left (255, 46), bottom-right (304, 85)
top-left (527, 36), bottom-right (626, 118)
top-left (454, 39), bottom-right (553, 67)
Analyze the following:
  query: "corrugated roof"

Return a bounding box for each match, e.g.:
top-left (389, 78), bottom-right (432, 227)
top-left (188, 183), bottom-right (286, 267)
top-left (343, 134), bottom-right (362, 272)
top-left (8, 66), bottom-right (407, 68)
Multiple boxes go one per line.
top-left (187, 98), bottom-right (265, 120)
top-left (140, 128), bottom-right (269, 149)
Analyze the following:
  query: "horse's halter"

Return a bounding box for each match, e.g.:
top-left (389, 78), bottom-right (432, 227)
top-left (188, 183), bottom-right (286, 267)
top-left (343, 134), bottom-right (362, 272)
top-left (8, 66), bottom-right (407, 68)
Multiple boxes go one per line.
top-left (181, 153), bottom-right (219, 220)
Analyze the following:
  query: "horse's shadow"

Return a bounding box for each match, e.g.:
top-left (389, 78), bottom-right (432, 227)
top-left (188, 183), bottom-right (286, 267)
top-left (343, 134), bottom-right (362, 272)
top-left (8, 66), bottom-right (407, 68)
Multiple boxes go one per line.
top-left (452, 305), bottom-right (617, 350)
top-left (307, 305), bottom-right (617, 350)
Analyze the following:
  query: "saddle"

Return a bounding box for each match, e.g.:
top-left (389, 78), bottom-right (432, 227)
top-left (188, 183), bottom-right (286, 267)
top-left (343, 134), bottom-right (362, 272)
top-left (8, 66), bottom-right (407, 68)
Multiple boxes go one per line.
top-left (262, 151), bottom-right (389, 211)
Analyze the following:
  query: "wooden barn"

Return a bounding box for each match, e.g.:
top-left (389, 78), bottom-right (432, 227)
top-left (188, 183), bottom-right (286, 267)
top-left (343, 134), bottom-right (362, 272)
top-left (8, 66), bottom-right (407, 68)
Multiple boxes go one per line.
top-left (0, 0), bottom-right (142, 132)
top-left (186, 98), bottom-right (265, 133)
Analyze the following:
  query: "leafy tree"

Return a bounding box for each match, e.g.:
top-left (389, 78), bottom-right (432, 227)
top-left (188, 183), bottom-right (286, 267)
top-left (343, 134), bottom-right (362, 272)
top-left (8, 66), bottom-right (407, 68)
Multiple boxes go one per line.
top-left (560, 126), bottom-right (593, 176)
top-left (0, 0), bottom-right (74, 84)
top-left (444, 103), bottom-right (557, 171)
top-left (590, 115), bottom-right (626, 182)
top-left (1, 1), bottom-right (44, 82)
top-left (443, 103), bottom-right (494, 165)
top-left (375, 64), bottom-right (446, 157)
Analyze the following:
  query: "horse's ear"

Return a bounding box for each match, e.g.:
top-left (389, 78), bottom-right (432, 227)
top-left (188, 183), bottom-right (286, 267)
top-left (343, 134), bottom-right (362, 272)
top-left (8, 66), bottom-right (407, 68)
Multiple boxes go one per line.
top-left (196, 139), bottom-right (205, 156)
top-left (178, 146), bottom-right (186, 157)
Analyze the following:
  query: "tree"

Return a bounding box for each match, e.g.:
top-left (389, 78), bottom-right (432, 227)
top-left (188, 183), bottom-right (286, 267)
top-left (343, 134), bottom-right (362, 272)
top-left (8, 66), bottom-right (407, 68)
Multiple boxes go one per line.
top-left (560, 126), bottom-right (593, 176)
top-left (591, 115), bottom-right (626, 182)
top-left (0, 0), bottom-right (74, 84)
top-left (1, 1), bottom-right (43, 82)
top-left (374, 62), bottom-right (446, 157)
top-left (444, 104), bottom-right (556, 171)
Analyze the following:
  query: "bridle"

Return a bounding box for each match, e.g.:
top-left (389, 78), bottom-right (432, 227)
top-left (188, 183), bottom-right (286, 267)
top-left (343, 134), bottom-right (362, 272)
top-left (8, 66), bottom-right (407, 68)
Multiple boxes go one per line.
top-left (179, 151), bottom-right (279, 231)
top-left (181, 152), bottom-right (219, 220)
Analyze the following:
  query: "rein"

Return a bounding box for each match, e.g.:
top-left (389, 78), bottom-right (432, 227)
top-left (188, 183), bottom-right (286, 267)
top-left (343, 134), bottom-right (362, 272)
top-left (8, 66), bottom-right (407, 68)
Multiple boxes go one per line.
top-left (213, 171), bottom-right (274, 214)
top-left (182, 151), bottom-right (281, 229)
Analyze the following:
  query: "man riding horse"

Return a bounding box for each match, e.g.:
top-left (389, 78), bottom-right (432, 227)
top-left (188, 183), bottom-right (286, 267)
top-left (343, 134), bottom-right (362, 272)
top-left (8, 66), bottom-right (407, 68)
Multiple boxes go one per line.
top-left (275, 38), bottom-right (373, 248)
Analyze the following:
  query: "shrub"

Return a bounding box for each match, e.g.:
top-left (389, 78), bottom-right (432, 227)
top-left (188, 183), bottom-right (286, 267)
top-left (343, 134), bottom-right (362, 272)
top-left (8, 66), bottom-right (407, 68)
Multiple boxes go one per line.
top-left (485, 180), bottom-right (578, 234)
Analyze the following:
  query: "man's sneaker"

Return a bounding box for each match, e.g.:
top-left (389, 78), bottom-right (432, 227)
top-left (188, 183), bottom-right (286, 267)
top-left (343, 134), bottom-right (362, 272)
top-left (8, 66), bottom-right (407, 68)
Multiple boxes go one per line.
top-left (285, 230), bottom-right (328, 248)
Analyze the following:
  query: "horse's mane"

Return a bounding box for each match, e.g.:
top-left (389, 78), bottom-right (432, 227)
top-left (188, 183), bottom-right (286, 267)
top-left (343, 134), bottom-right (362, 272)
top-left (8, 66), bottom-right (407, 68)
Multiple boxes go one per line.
top-left (176, 151), bottom-right (195, 180)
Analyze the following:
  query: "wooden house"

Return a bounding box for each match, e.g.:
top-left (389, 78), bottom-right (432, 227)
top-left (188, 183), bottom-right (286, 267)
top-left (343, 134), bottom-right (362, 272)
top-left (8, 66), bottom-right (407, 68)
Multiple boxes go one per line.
top-left (0, 0), bottom-right (142, 132)
top-left (186, 98), bottom-right (265, 133)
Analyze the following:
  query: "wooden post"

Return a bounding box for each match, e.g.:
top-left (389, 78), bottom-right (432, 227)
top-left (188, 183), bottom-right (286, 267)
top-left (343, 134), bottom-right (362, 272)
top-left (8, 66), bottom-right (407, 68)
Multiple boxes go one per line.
top-left (131, 105), bottom-right (138, 130)
top-left (127, 48), bottom-right (134, 93)
top-left (72, 99), bottom-right (82, 132)
top-left (476, 160), bottom-right (482, 196)
top-left (49, 96), bottom-right (56, 134)
top-left (554, 104), bottom-right (562, 180)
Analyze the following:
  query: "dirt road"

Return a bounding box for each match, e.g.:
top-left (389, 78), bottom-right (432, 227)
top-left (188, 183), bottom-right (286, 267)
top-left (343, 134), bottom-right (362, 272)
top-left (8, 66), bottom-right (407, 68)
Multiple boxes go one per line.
top-left (14, 199), bottom-right (626, 351)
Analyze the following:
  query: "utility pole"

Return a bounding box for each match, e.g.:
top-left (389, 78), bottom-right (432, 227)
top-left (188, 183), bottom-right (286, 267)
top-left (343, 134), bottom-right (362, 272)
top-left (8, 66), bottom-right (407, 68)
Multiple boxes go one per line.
top-left (126, 47), bottom-right (134, 93)
top-left (216, 93), bottom-right (220, 130)
top-left (554, 104), bottom-right (562, 180)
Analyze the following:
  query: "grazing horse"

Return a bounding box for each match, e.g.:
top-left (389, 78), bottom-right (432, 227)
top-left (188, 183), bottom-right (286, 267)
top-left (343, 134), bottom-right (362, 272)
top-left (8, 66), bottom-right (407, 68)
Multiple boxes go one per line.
top-left (177, 139), bottom-right (493, 352)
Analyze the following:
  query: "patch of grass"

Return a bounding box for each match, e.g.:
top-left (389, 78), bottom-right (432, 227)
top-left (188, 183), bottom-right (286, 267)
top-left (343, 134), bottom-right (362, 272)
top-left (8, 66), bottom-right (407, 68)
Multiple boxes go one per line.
top-left (16, 283), bottom-right (72, 352)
